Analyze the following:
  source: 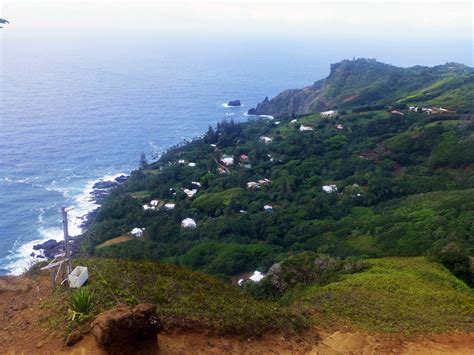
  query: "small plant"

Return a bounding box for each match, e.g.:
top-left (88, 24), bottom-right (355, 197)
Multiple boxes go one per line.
top-left (69, 287), bottom-right (93, 320)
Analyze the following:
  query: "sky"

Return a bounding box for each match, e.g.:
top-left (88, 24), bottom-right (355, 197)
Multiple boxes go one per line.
top-left (1, 1), bottom-right (472, 41)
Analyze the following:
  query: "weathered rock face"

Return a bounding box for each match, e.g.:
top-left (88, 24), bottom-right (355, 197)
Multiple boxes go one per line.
top-left (247, 58), bottom-right (472, 118)
top-left (91, 303), bottom-right (162, 354)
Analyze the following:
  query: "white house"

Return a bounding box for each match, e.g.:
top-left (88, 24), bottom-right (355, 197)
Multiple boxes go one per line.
top-left (221, 156), bottom-right (234, 166)
top-left (191, 181), bottom-right (201, 187)
top-left (322, 184), bottom-right (337, 193)
top-left (131, 227), bottom-right (145, 237)
top-left (260, 136), bottom-right (273, 144)
top-left (164, 203), bottom-right (175, 210)
top-left (335, 124), bottom-right (345, 130)
top-left (258, 178), bottom-right (272, 185)
top-left (150, 200), bottom-right (159, 207)
top-left (181, 218), bottom-right (197, 228)
top-left (188, 162), bottom-right (196, 167)
top-left (249, 271), bottom-right (265, 282)
top-left (247, 182), bottom-right (260, 189)
top-left (263, 205), bottom-right (274, 211)
top-left (183, 188), bottom-right (198, 198)
top-left (290, 119), bottom-right (298, 124)
top-left (238, 270), bottom-right (265, 286)
top-left (299, 125), bottom-right (314, 131)
top-left (321, 110), bottom-right (337, 117)
top-left (143, 204), bottom-right (151, 210)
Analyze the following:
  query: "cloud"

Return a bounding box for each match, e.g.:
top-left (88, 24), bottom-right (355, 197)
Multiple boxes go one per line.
top-left (2, 1), bottom-right (472, 40)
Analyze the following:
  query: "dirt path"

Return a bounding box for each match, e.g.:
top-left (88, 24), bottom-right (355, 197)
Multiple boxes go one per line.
top-left (1, 274), bottom-right (473, 354)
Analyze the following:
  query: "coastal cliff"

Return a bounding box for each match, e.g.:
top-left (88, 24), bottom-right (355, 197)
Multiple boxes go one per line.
top-left (248, 58), bottom-right (473, 117)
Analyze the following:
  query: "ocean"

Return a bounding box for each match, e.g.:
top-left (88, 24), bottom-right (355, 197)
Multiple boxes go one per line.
top-left (0, 32), bottom-right (471, 275)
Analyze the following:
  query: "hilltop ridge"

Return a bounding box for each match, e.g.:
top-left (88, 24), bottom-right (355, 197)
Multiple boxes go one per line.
top-left (248, 58), bottom-right (474, 117)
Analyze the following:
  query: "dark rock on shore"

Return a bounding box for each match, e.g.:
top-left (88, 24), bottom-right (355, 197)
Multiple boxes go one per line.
top-left (228, 100), bottom-right (241, 107)
top-left (93, 180), bottom-right (118, 189)
top-left (33, 239), bottom-right (58, 251)
top-left (115, 175), bottom-right (128, 183)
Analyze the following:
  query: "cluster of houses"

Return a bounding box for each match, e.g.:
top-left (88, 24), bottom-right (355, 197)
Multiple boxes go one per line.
top-left (247, 178), bottom-right (272, 189)
top-left (143, 200), bottom-right (176, 211)
top-left (408, 106), bottom-right (452, 114)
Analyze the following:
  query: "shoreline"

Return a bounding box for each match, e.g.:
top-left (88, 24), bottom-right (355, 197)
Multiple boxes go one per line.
top-left (4, 173), bottom-right (129, 275)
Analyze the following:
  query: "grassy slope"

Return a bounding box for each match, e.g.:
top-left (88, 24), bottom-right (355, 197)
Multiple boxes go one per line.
top-left (46, 258), bottom-right (306, 337)
top-left (46, 257), bottom-right (473, 337)
top-left (291, 257), bottom-right (474, 334)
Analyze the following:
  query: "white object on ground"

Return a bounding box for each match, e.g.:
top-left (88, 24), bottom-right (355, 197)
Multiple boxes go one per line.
top-left (69, 266), bottom-right (89, 288)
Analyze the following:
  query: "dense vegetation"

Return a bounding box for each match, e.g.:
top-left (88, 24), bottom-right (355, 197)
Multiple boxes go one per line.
top-left (250, 58), bottom-right (474, 117)
top-left (51, 59), bottom-right (474, 337)
top-left (80, 59), bottom-right (473, 288)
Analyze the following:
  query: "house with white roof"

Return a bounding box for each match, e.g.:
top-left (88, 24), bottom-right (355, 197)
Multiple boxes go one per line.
top-left (181, 218), bottom-right (197, 228)
top-left (299, 125), bottom-right (314, 131)
top-left (321, 110), bottom-right (337, 117)
top-left (322, 184), bottom-right (337, 193)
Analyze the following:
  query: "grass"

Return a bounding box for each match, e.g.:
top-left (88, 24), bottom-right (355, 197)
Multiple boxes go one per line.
top-left (47, 257), bottom-right (307, 337)
top-left (69, 287), bottom-right (93, 315)
top-left (291, 257), bottom-right (474, 334)
top-left (43, 256), bottom-right (474, 338)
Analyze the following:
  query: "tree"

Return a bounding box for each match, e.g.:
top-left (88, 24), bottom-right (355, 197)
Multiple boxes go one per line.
top-left (139, 152), bottom-right (148, 170)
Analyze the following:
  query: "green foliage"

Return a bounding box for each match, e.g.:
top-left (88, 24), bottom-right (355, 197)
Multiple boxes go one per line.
top-left (192, 188), bottom-right (248, 216)
top-left (56, 258), bottom-right (308, 336)
top-left (69, 287), bottom-right (93, 316)
top-left (296, 257), bottom-right (474, 334)
top-left (430, 242), bottom-right (473, 286)
top-left (180, 242), bottom-right (279, 275)
top-left (81, 66), bottom-right (474, 278)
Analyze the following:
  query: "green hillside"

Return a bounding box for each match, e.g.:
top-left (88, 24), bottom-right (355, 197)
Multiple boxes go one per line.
top-left (51, 60), bottom-right (474, 337)
top-left (292, 257), bottom-right (474, 333)
top-left (82, 100), bottom-right (473, 282)
top-left (249, 59), bottom-right (473, 117)
top-left (47, 256), bottom-right (473, 336)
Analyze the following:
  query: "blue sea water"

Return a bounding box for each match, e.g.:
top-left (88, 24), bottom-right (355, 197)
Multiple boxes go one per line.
top-left (0, 32), bottom-right (472, 275)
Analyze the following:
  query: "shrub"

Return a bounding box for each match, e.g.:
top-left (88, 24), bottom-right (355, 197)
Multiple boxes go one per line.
top-left (431, 242), bottom-right (473, 286)
top-left (69, 287), bottom-right (93, 315)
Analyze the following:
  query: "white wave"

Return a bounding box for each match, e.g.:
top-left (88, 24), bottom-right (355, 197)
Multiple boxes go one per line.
top-left (244, 113), bottom-right (274, 120)
top-left (3, 171), bottom-right (128, 275)
top-left (221, 103), bottom-right (244, 108)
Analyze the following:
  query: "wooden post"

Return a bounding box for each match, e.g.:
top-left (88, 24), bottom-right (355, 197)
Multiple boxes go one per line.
top-left (61, 206), bottom-right (71, 276)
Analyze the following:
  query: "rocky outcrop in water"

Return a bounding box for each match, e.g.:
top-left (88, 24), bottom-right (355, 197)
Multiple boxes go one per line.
top-left (228, 100), bottom-right (241, 107)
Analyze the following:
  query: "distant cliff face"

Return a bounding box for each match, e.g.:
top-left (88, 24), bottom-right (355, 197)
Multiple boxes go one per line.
top-left (248, 58), bottom-right (473, 118)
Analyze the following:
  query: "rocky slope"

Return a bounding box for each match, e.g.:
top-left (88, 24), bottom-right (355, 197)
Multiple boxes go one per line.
top-left (248, 58), bottom-right (473, 117)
